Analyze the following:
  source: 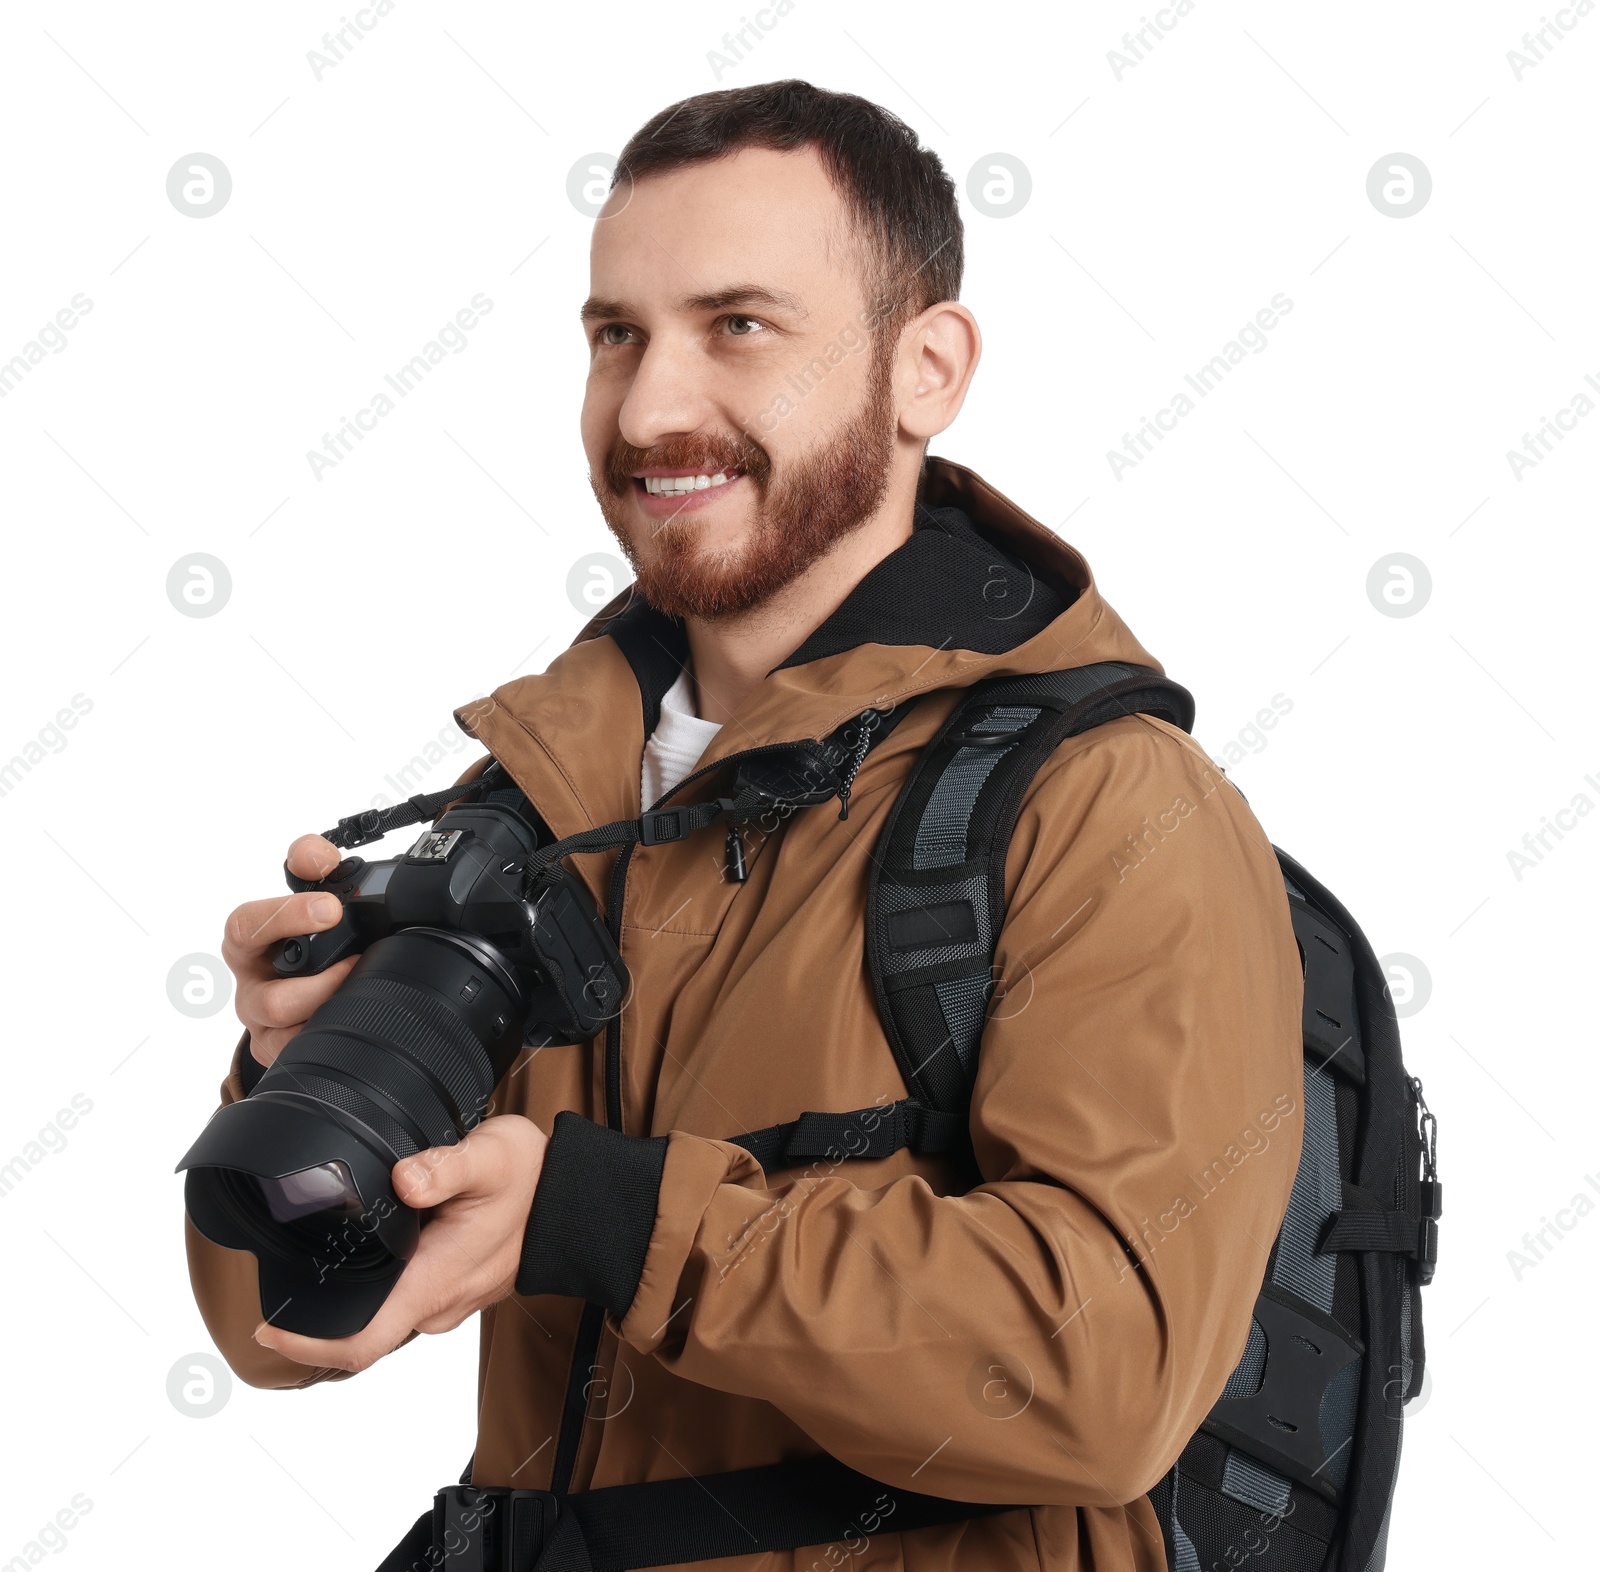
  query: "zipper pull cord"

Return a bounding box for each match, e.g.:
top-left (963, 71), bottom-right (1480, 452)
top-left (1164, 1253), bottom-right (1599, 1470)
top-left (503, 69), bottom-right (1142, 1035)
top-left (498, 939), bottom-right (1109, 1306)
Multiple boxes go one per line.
top-left (724, 823), bottom-right (748, 883)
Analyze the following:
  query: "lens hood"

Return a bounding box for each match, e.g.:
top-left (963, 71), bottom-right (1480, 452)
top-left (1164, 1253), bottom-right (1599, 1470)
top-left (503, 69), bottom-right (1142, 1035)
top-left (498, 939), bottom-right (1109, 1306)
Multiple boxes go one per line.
top-left (178, 1093), bottom-right (420, 1337)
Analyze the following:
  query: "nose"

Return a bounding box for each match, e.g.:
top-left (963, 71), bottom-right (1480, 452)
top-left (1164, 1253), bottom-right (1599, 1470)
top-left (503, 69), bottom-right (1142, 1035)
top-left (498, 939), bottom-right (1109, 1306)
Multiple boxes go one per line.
top-left (615, 334), bottom-right (720, 452)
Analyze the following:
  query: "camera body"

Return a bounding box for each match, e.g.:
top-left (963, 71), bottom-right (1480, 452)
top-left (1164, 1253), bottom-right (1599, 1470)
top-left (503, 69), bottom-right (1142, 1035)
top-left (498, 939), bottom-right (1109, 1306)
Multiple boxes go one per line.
top-left (177, 800), bottom-right (628, 1337)
top-left (273, 802), bottom-right (626, 1044)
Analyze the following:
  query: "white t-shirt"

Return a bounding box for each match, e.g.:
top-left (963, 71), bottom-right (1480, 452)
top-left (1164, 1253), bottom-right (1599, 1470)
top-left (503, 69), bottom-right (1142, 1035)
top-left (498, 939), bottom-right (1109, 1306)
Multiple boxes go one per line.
top-left (641, 667), bottom-right (722, 807)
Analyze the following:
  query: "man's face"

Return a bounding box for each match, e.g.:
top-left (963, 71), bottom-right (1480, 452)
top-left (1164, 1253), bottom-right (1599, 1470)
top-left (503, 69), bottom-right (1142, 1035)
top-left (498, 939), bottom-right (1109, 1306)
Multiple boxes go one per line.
top-left (580, 146), bottom-right (904, 620)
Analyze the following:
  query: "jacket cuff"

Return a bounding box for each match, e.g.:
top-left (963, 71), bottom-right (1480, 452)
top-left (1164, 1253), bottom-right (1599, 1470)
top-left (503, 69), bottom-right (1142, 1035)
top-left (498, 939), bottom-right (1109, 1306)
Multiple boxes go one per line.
top-left (516, 1112), bottom-right (668, 1318)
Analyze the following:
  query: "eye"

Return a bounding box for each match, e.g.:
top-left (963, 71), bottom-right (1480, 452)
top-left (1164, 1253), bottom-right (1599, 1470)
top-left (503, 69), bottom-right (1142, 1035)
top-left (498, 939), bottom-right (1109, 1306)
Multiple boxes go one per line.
top-left (722, 314), bottom-right (765, 337)
top-left (596, 323), bottom-right (637, 347)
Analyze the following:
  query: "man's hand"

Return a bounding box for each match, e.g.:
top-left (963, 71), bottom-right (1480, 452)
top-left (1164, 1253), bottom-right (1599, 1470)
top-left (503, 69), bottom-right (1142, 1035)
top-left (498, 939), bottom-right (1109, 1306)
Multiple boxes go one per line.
top-left (222, 833), bottom-right (356, 1070)
top-left (253, 1114), bottom-right (549, 1372)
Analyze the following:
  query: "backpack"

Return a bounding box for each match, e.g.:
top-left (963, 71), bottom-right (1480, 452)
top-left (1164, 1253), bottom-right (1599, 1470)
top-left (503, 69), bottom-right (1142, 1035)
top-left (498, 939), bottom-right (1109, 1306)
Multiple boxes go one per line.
top-left (859, 662), bottom-right (1441, 1572)
top-left (373, 661), bottom-right (1441, 1572)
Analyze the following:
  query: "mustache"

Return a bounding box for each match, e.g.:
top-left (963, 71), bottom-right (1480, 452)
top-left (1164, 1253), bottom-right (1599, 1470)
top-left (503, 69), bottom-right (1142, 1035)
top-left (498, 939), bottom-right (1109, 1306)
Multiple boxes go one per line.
top-left (603, 430), bottom-right (773, 496)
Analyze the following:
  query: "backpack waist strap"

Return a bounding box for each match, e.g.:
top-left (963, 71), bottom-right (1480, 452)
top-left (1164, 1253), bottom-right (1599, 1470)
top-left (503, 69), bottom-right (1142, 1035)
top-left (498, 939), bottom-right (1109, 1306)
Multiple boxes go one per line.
top-left (378, 1456), bottom-right (1017, 1572)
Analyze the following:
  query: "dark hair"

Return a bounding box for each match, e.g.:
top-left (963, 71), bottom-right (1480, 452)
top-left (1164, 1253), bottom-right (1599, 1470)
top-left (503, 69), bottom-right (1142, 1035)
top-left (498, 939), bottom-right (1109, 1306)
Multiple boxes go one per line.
top-left (613, 80), bottom-right (962, 335)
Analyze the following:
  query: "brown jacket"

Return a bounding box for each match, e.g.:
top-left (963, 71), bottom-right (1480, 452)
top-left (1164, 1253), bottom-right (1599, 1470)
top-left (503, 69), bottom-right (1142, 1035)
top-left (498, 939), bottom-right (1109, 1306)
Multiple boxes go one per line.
top-left (187, 457), bottom-right (1304, 1572)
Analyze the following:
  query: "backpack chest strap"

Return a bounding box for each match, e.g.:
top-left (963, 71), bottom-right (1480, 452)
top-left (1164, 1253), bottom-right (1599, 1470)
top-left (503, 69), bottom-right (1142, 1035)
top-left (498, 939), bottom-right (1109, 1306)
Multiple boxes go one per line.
top-left (723, 1097), bottom-right (965, 1171)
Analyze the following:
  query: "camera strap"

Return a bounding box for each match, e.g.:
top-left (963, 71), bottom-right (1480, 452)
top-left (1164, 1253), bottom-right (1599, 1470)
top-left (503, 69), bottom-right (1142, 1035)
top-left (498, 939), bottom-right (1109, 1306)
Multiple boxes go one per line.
top-left (308, 706), bottom-right (900, 893)
top-left (318, 777), bottom-right (502, 851)
top-left (516, 705), bottom-right (904, 890)
top-left (519, 784), bottom-right (774, 891)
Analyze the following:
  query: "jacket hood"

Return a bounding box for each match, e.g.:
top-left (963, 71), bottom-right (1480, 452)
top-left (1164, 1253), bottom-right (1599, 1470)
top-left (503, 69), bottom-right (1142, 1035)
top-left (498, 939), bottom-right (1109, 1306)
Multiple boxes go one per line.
top-left (455, 456), bottom-right (1161, 841)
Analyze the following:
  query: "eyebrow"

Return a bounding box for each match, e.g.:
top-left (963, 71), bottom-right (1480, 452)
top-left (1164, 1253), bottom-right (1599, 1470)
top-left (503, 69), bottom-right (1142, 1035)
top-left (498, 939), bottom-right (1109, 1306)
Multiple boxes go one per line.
top-left (578, 284), bottom-right (809, 324)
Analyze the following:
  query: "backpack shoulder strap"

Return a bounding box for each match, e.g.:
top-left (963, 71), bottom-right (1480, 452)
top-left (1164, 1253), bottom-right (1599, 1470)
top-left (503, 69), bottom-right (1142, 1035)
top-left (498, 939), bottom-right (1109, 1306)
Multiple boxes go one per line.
top-left (865, 661), bottom-right (1195, 1127)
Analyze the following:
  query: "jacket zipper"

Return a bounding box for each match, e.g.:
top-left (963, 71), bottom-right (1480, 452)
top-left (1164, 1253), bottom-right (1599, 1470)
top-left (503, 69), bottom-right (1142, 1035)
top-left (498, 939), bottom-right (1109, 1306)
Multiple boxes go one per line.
top-left (544, 716), bottom-right (886, 1498)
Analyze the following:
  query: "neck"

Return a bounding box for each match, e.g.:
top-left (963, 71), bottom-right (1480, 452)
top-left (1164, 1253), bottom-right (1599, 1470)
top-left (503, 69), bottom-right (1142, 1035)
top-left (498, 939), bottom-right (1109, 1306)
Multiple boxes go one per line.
top-left (683, 451), bottom-right (923, 724)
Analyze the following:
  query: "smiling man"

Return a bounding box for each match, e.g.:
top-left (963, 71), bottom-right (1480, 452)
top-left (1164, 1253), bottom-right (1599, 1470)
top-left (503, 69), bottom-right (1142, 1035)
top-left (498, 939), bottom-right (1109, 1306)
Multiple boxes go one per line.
top-left (189, 81), bottom-right (1305, 1572)
top-left (580, 124), bottom-right (972, 726)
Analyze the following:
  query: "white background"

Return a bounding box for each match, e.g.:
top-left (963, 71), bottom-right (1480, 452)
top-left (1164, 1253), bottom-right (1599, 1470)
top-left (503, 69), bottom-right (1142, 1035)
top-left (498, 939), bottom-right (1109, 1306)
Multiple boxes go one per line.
top-left (1, 1), bottom-right (1593, 1566)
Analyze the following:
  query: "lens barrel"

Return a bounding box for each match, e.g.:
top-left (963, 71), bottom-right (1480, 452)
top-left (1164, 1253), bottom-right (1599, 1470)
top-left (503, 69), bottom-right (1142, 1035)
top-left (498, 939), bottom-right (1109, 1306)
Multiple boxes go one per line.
top-left (178, 927), bottom-right (527, 1337)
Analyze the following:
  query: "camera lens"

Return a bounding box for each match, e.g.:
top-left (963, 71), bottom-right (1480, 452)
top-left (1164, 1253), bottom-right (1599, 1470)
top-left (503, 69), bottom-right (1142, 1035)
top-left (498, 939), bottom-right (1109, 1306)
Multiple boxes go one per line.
top-left (177, 927), bottom-right (528, 1337)
top-left (255, 1161), bottom-right (363, 1225)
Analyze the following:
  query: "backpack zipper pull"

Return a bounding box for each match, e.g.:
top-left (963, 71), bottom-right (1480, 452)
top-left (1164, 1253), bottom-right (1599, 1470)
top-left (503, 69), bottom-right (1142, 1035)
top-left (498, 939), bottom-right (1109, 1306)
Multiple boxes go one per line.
top-left (1411, 1076), bottom-right (1442, 1285)
top-left (1411, 1076), bottom-right (1438, 1184)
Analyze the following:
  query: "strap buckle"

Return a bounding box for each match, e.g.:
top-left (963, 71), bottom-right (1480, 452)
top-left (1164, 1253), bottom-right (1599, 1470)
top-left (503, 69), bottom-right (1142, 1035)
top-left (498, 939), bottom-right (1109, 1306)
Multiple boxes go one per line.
top-left (640, 797), bottom-right (744, 846)
top-left (432, 1484), bottom-right (558, 1571)
top-left (638, 807), bottom-right (688, 845)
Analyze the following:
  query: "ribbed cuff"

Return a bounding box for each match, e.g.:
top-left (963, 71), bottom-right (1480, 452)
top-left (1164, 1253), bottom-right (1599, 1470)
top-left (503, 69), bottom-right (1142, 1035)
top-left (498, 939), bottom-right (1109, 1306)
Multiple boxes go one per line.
top-left (516, 1111), bottom-right (668, 1319)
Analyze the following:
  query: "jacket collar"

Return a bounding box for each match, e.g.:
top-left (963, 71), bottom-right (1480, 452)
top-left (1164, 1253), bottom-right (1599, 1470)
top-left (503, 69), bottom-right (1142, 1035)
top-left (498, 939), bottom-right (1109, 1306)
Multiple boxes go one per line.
top-left (596, 476), bottom-right (1076, 742)
top-left (456, 457), bottom-right (1161, 837)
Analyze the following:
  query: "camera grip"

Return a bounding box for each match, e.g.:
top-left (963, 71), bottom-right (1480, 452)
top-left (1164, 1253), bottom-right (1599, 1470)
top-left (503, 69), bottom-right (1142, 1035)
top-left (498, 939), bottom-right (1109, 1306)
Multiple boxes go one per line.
top-left (273, 913), bottom-right (361, 978)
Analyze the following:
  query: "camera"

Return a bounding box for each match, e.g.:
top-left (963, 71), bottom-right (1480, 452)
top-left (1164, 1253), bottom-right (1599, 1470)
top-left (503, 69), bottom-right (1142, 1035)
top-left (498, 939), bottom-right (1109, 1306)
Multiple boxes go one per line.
top-left (176, 801), bottom-right (627, 1338)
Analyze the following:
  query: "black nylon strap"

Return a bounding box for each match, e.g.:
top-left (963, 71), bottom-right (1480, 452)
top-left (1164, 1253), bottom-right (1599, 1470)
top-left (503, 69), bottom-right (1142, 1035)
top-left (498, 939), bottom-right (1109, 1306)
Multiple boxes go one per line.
top-left (322, 777), bottom-right (495, 851)
top-left (723, 1098), bottom-right (964, 1171)
top-left (518, 705), bottom-right (903, 887)
top-left (1317, 1211), bottom-right (1419, 1255)
top-left (522, 794), bottom-right (743, 882)
top-left (411, 1456), bottom-right (1017, 1572)
top-left (1317, 1181), bottom-right (1422, 1256)
top-left (311, 706), bottom-right (898, 890)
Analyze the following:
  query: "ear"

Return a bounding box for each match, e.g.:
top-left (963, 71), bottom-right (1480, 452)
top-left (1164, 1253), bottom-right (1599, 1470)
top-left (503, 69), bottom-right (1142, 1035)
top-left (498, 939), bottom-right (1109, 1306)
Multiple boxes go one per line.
top-left (895, 302), bottom-right (982, 442)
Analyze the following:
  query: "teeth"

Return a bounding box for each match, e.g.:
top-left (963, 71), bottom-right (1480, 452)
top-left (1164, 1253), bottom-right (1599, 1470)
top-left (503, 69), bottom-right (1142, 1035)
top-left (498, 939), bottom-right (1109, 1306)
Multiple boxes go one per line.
top-left (643, 470), bottom-right (738, 496)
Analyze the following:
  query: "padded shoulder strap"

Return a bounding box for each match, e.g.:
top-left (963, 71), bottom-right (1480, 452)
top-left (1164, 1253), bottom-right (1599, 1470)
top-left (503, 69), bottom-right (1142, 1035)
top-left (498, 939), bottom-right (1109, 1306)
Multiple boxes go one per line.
top-left (865, 662), bottom-right (1194, 1123)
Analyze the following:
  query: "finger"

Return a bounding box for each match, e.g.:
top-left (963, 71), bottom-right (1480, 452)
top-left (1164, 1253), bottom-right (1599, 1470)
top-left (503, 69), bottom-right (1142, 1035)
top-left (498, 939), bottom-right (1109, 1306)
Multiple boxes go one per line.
top-left (287, 833), bottom-right (342, 882)
top-left (393, 1138), bottom-right (482, 1209)
top-left (393, 1117), bottom-right (544, 1208)
top-left (254, 1275), bottom-right (427, 1374)
top-left (236, 953), bottom-right (358, 1034)
top-left (222, 890), bottom-right (345, 969)
top-left (252, 1224), bottom-right (470, 1372)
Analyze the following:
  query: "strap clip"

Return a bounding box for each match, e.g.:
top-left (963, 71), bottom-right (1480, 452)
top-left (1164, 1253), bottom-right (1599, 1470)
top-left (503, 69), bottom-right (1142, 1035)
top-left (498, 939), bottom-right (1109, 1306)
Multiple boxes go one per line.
top-left (639, 807), bottom-right (689, 845)
top-left (432, 1483), bottom-right (559, 1571)
top-left (332, 808), bottom-right (388, 850)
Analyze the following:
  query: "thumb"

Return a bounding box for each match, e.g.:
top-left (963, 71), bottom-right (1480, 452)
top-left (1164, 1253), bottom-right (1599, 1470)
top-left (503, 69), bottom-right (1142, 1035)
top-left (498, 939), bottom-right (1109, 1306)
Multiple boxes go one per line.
top-left (393, 1142), bottom-right (468, 1208)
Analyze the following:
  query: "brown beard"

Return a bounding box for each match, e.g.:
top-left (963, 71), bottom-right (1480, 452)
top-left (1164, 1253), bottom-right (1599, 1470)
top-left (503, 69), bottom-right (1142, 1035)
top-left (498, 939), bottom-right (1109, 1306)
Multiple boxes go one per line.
top-left (591, 337), bottom-right (897, 620)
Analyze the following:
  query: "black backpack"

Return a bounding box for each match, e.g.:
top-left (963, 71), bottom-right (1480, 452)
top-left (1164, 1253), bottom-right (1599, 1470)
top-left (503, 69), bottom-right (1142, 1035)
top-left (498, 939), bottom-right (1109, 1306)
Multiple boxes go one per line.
top-left (860, 662), bottom-right (1441, 1572)
top-left (374, 661), bottom-right (1441, 1572)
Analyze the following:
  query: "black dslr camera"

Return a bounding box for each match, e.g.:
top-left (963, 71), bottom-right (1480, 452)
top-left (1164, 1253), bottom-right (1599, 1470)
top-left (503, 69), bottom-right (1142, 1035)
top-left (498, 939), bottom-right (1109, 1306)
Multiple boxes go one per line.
top-left (176, 800), bottom-right (627, 1337)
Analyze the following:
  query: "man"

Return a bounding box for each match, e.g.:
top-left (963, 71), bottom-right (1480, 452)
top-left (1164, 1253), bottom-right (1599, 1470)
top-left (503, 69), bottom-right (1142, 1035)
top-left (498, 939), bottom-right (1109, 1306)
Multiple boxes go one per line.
top-left (192, 80), bottom-right (1304, 1572)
